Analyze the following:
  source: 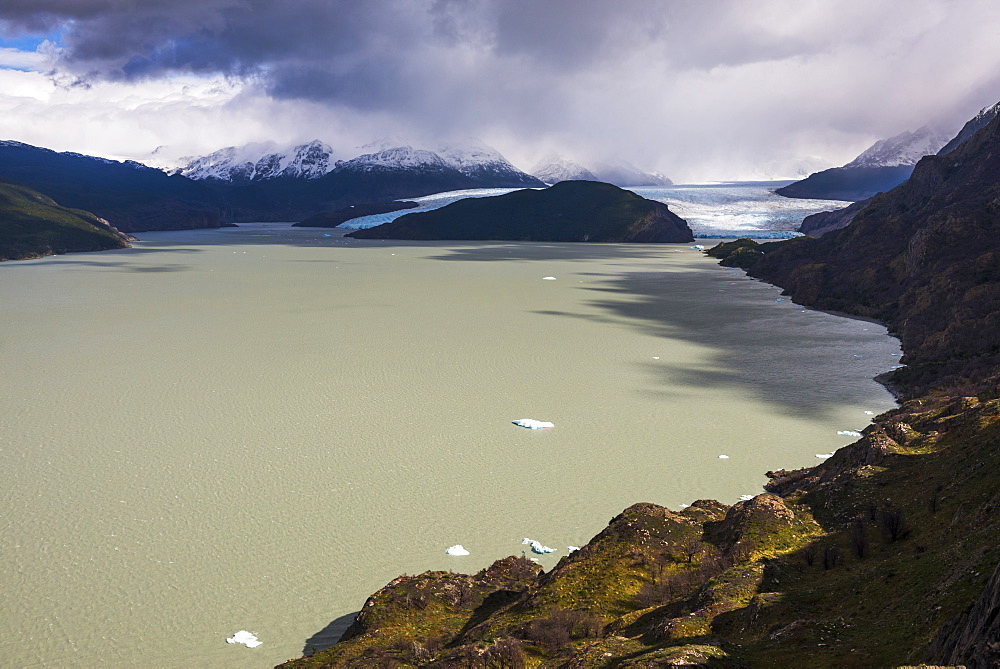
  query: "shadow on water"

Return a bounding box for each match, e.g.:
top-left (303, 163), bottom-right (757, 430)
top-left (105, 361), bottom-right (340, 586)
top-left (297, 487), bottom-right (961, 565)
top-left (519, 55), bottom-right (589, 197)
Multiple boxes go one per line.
top-left (302, 611), bottom-right (360, 657)
top-left (536, 266), bottom-right (898, 420)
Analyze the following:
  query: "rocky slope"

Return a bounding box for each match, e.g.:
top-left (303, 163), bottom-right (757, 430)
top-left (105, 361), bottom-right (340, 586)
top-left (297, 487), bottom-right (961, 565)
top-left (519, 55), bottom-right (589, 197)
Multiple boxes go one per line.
top-left (280, 110), bottom-right (1000, 668)
top-left (0, 181), bottom-right (133, 260)
top-left (345, 180), bottom-right (693, 242)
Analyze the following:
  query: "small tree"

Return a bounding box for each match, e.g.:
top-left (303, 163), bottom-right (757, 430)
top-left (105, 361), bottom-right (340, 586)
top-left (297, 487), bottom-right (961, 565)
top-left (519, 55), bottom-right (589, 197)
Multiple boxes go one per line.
top-left (851, 518), bottom-right (869, 558)
top-left (881, 507), bottom-right (910, 542)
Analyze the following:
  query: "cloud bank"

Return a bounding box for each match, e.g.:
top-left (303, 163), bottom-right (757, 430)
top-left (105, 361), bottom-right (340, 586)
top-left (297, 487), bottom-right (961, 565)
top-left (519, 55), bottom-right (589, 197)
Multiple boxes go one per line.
top-left (2, 0), bottom-right (1000, 180)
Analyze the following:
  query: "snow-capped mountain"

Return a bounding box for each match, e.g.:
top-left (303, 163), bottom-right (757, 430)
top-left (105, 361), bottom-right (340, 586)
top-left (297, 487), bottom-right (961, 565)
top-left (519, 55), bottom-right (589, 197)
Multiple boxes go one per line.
top-left (179, 140), bottom-right (336, 183)
top-left (434, 141), bottom-right (540, 185)
top-left (334, 145), bottom-right (450, 172)
top-left (181, 138), bottom-right (541, 188)
top-left (336, 139), bottom-right (542, 187)
top-left (531, 153), bottom-right (671, 187)
top-left (592, 160), bottom-right (673, 187)
top-left (844, 126), bottom-right (952, 168)
top-left (777, 125), bottom-right (954, 201)
top-left (531, 154), bottom-right (598, 183)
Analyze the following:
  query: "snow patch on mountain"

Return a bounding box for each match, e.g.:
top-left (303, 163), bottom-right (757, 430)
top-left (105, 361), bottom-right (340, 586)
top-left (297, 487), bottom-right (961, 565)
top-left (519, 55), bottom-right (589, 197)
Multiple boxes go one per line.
top-left (334, 145), bottom-right (449, 172)
top-left (180, 140), bottom-right (336, 182)
top-left (531, 154), bottom-right (598, 184)
top-left (532, 153), bottom-right (671, 187)
top-left (844, 126), bottom-right (951, 169)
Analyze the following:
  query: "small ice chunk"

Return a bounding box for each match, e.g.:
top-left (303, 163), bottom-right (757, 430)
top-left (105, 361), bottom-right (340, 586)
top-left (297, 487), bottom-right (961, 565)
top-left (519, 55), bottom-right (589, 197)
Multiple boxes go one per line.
top-left (513, 419), bottom-right (554, 429)
top-left (322, 234), bottom-right (331, 237)
top-left (652, 356), bottom-right (660, 360)
top-left (692, 245), bottom-right (705, 250)
top-left (226, 631), bottom-right (262, 648)
top-left (672, 249), bottom-right (683, 253)
top-left (739, 494), bottom-right (754, 501)
top-left (567, 546), bottom-right (581, 553)
top-left (522, 538), bottom-right (556, 554)
top-left (678, 503), bottom-right (689, 508)
top-left (718, 454), bottom-right (730, 459)
top-left (542, 276), bottom-right (557, 280)
top-left (837, 430), bottom-right (863, 437)
top-left (816, 452), bottom-right (834, 458)
top-left (776, 298), bottom-right (785, 302)
top-left (445, 544), bottom-right (470, 556)
top-left (864, 411), bottom-right (875, 415)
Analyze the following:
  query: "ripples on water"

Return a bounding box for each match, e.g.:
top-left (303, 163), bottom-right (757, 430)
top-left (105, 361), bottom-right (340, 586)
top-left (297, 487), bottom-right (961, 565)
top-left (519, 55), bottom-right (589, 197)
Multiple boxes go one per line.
top-left (1, 185), bottom-right (888, 667)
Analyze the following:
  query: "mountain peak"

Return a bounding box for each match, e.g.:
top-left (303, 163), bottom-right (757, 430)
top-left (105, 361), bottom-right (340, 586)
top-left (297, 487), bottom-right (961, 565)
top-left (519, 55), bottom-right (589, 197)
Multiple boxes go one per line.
top-left (179, 140), bottom-right (336, 182)
top-left (843, 125), bottom-right (952, 169)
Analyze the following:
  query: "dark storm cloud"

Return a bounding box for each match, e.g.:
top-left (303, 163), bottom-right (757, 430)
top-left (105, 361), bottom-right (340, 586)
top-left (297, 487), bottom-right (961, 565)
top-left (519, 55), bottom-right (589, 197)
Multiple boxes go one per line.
top-left (3, 0), bottom-right (1000, 179)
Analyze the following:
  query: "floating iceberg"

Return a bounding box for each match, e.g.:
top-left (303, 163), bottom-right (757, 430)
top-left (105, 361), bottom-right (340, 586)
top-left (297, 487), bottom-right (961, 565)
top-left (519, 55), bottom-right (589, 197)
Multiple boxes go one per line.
top-left (567, 546), bottom-right (581, 553)
top-left (739, 494), bottom-right (754, 501)
top-left (837, 430), bottom-right (863, 437)
top-left (522, 538), bottom-right (556, 554)
top-left (692, 245), bottom-right (705, 250)
top-left (542, 276), bottom-right (557, 280)
top-left (513, 419), bottom-right (554, 429)
top-left (226, 631), bottom-right (262, 648)
top-left (864, 411), bottom-right (875, 415)
top-left (718, 454), bottom-right (730, 459)
top-left (816, 452), bottom-right (834, 459)
top-left (445, 544), bottom-right (470, 556)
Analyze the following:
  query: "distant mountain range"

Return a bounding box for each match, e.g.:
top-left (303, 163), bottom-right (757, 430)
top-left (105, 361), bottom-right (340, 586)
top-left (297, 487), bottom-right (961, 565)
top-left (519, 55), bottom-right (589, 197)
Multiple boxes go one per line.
top-left (178, 138), bottom-right (542, 189)
top-left (179, 139), bottom-right (335, 183)
top-left (0, 141), bottom-right (225, 233)
top-left (776, 125), bottom-right (953, 202)
top-left (797, 100), bottom-right (1000, 236)
top-left (530, 153), bottom-right (672, 187)
top-left (174, 139), bottom-right (544, 221)
top-left (0, 138), bottom-right (549, 236)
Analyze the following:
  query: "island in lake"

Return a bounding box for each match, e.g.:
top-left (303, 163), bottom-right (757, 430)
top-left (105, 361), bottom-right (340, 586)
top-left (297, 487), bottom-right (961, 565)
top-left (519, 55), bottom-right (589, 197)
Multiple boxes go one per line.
top-left (346, 180), bottom-right (694, 243)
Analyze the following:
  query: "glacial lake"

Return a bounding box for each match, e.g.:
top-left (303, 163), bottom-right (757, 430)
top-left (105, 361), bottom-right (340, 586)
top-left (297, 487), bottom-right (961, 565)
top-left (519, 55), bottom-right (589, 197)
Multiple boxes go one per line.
top-left (0, 220), bottom-right (897, 667)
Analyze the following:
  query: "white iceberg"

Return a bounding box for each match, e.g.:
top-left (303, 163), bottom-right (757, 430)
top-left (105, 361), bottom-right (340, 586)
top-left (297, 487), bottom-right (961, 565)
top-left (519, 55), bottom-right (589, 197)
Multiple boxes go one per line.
top-left (864, 411), bottom-right (875, 415)
top-left (542, 276), bottom-right (557, 280)
top-left (226, 630), bottom-right (262, 648)
top-left (513, 419), bottom-right (554, 429)
top-left (816, 452), bottom-right (834, 459)
top-left (739, 494), bottom-right (754, 501)
top-left (567, 546), bottom-right (581, 553)
top-left (718, 454), bottom-right (730, 459)
top-left (445, 544), bottom-right (470, 556)
top-left (692, 245), bottom-right (705, 250)
top-left (837, 430), bottom-right (863, 437)
top-left (522, 537), bottom-right (556, 554)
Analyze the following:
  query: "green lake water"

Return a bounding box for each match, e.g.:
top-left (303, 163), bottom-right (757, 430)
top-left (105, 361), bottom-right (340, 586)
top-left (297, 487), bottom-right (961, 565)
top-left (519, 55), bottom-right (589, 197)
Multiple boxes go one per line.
top-left (0, 224), bottom-right (898, 666)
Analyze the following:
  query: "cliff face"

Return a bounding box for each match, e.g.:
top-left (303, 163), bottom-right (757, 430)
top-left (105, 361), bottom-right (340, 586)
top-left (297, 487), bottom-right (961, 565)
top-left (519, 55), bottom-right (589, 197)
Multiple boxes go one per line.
top-left (717, 111), bottom-right (1000, 398)
top-left (346, 180), bottom-right (693, 242)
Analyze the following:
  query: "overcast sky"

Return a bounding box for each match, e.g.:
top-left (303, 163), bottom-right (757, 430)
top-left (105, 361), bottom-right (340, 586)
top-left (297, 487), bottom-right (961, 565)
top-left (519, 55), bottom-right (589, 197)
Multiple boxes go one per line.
top-left (1, 0), bottom-right (999, 181)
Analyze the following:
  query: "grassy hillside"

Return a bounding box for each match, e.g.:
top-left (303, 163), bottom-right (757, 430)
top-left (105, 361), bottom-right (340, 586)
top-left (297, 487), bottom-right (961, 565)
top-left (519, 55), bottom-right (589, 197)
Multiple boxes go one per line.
top-left (0, 181), bottom-right (131, 260)
top-left (347, 180), bottom-right (693, 242)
